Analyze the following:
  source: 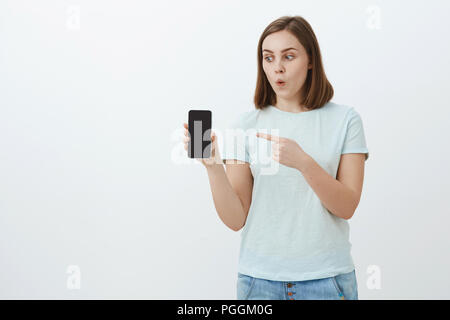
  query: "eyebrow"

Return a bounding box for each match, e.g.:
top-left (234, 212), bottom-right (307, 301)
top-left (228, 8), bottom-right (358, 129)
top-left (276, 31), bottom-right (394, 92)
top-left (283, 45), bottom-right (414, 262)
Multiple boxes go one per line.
top-left (262, 47), bottom-right (298, 53)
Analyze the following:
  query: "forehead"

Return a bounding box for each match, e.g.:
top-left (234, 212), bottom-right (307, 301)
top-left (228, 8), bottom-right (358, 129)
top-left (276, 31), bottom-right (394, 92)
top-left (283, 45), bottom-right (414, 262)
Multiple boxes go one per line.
top-left (262, 30), bottom-right (301, 51)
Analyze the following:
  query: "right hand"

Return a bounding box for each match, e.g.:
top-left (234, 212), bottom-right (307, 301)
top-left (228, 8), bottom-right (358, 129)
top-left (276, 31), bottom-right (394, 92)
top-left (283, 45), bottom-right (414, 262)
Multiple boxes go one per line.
top-left (183, 122), bottom-right (222, 168)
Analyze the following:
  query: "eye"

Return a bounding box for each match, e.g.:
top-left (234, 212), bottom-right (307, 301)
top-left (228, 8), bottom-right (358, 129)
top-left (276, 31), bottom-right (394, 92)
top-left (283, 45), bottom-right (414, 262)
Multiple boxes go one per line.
top-left (264, 54), bottom-right (295, 62)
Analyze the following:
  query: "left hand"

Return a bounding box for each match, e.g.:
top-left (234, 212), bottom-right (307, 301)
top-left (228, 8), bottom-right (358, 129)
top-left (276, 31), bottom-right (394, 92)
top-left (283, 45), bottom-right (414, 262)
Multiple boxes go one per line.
top-left (256, 132), bottom-right (310, 171)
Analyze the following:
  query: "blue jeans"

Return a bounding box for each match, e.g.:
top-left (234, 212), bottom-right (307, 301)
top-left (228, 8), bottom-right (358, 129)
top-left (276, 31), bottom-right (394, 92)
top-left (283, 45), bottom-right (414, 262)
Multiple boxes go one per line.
top-left (236, 269), bottom-right (358, 300)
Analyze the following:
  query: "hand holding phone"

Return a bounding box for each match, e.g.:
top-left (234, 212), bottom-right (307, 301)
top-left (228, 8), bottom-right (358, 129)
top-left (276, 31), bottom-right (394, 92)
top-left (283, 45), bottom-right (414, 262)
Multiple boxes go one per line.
top-left (183, 110), bottom-right (221, 167)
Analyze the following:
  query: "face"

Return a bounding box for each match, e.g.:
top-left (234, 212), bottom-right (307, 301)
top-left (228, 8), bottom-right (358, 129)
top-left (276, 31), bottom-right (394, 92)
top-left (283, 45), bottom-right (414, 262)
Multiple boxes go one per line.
top-left (262, 30), bottom-right (312, 101)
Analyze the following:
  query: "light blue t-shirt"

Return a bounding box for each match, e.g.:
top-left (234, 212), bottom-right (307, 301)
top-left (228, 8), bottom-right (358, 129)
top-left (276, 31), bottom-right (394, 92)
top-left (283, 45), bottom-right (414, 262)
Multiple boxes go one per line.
top-left (221, 101), bottom-right (369, 281)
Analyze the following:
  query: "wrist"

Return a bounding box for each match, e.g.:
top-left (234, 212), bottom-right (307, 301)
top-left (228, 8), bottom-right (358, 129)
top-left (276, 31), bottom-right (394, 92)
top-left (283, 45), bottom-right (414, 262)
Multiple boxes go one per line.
top-left (296, 153), bottom-right (313, 173)
top-left (204, 161), bottom-right (224, 171)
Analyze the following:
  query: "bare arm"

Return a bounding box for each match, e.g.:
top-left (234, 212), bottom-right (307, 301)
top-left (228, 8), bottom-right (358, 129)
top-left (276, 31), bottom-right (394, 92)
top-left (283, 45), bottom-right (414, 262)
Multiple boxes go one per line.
top-left (298, 153), bottom-right (366, 220)
top-left (205, 160), bottom-right (253, 231)
top-left (183, 123), bottom-right (253, 231)
top-left (255, 131), bottom-right (366, 220)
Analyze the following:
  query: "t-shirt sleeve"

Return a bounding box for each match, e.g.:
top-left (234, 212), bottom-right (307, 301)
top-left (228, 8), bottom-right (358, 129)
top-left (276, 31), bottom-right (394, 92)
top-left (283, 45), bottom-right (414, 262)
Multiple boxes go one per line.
top-left (341, 108), bottom-right (369, 161)
top-left (221, 112), bottom-right (250, 163)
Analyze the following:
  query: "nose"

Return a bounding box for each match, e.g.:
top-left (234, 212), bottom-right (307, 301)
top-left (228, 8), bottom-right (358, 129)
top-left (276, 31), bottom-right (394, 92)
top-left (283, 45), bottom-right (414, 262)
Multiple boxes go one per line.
top-left (275, 61), bottom-right (285, 74)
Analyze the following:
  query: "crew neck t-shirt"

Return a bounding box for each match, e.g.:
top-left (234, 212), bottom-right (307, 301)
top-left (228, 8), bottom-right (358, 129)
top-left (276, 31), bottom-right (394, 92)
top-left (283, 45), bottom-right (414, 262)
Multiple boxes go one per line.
top-left (220, 101), bottom-right (369, 281)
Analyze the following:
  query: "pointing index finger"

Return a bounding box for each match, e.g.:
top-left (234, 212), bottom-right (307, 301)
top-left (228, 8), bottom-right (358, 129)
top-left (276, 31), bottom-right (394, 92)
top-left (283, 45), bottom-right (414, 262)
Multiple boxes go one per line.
top-left (256, 132), bottom-right (279, 142)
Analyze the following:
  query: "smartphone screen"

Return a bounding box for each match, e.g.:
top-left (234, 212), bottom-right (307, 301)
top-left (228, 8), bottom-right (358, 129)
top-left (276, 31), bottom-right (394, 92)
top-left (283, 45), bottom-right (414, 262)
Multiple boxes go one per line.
top-left (188, 110), bottom-right (212, 158)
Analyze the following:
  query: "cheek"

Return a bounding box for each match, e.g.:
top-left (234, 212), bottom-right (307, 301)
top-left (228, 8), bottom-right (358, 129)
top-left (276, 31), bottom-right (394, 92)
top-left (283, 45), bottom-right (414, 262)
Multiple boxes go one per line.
top-left (289, 61), bottom-right (309, 83)
top-left (292, 60), bottom-right (309, 75)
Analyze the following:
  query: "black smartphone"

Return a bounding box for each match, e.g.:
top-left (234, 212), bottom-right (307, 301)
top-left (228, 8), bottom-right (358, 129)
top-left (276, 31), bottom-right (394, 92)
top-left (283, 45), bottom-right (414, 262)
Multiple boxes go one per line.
top-left (188, 110), bottom-right (212, 158)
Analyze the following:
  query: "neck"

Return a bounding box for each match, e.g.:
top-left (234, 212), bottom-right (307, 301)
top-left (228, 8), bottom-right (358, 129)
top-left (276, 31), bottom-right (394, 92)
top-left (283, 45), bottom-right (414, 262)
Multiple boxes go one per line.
top-left (275, 91), bottom-right (307, 113)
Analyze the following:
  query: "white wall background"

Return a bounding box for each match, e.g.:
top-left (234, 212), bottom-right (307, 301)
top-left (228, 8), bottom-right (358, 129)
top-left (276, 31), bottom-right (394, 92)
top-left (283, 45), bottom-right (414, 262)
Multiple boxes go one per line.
top-left (1, 0), bottom-right (449, 299)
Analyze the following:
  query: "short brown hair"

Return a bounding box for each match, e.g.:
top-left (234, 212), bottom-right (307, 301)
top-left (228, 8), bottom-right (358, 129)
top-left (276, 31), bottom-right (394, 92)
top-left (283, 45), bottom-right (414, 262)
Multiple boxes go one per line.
top-left (254, 16), bottom-right (333, 110)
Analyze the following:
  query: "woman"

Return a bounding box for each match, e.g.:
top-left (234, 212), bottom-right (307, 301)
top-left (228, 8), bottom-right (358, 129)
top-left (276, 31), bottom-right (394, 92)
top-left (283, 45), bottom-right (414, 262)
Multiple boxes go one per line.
top-left (183, 15), bottom-right (368, 300)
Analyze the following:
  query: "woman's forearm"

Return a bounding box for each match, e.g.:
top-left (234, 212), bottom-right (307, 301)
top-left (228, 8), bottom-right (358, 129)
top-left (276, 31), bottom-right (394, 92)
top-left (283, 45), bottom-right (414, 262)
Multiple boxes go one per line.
top-left (297, 155), bottom-right (358, 220)
top-left (205, 163), bottom-right (247, 231)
